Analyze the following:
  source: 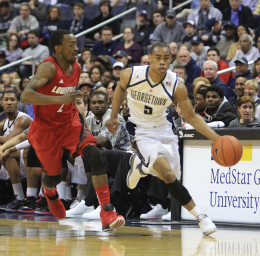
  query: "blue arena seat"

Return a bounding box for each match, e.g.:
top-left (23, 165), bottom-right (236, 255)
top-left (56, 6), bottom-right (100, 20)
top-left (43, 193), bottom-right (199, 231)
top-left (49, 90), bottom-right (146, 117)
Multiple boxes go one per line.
top-left (59, 5), bottom-right (74, 21)
top-left (84, 6), bottom-right (100, 20)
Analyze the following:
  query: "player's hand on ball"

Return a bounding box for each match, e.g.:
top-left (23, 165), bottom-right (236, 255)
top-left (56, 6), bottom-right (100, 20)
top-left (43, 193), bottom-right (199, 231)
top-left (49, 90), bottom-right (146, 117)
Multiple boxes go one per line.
top-left (106, 118), bottom-right (120, 134)
top-left (60, 91), bottom-right (83, 104)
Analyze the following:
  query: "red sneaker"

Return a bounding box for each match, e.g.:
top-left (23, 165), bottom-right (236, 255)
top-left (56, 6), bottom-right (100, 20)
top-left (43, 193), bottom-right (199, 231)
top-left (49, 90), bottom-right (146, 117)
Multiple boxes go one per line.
top-left (43, 188), bottom-right (65, 219)
top-left (100, 204), bottom-right (125, 232)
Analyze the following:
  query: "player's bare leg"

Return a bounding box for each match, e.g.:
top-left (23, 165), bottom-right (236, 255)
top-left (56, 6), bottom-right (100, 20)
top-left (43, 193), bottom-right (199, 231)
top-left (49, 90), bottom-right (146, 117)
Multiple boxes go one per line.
top-left (82, 145), bottom-right (125, 232)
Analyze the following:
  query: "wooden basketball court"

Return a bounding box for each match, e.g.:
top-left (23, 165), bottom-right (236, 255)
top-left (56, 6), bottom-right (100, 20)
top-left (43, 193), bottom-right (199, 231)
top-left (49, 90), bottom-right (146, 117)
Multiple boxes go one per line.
top-left (0, 212), bottom-right (259, 256)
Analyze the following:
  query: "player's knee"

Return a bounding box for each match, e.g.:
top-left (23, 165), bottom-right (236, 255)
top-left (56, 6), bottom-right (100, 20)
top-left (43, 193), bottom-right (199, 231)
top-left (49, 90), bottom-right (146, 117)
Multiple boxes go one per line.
top-left (161, 169), bottom-right (176, 183)
top-left (42, 173), bottom-right (61, 188)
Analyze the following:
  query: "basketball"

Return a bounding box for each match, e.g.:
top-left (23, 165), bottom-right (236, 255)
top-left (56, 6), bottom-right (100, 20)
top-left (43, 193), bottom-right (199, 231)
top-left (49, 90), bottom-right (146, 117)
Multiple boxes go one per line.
top-left (212, 135), bottom-right (243, 167)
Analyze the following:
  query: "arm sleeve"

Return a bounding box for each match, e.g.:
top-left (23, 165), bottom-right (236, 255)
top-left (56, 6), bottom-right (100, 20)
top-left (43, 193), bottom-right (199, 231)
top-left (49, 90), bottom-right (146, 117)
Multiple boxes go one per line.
top-left (15, 140), bottom-right (31, 151)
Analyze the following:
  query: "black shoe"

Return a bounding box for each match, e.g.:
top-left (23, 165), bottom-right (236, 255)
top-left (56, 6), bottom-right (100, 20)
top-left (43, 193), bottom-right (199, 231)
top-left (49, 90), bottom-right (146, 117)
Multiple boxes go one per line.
top-left (5, 198), bottom-right (24, 212)
top-left (34, 197), bottom-right (51, 215)
top-left (61, 199), bottom-right (71, 210)
top-left (19, 196), bottom-right (37, 213)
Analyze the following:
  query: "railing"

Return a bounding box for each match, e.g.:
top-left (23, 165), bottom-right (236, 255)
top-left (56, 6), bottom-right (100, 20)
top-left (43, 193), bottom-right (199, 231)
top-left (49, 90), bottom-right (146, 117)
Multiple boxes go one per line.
top-left (112, 33), bottom-right (123, 41)
top-left (217, 60), bottom-right (254, 75)
top-left (170, 0), bottom-right (193, 11)
top-left (0, 56), bottom-right (35, 75)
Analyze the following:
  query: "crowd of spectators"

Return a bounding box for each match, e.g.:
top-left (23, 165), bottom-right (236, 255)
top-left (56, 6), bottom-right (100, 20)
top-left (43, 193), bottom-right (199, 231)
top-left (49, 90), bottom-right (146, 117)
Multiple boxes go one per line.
top-left (1, 0), bottom-right (260, 221)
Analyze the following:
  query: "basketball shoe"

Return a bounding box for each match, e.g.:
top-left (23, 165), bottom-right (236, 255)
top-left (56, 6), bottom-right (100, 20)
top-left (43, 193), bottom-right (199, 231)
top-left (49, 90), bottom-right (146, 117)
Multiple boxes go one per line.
top-left (44, 188), bottom-right (66, 219)
top-left (140, 204), bottom-right (168, 219)
top-left (34, 197), bottom-right (51, 215)
top-left (197, 213), bottom-right (217, 236)
top-left (66, 200), bottom-right (94, 218)
top-left (127, 153), bottom-right (148, 189)
top-left (162, 211), bottom-right (171, 221)
top-left (19, 195), bottom-right (38, 213)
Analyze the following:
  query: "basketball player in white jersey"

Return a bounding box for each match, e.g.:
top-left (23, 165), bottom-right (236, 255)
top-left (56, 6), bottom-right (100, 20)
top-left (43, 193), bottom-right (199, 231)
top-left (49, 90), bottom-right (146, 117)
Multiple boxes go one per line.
top-left (106, 42), bottom-right (220, 236)
top-left (0, 90), bottom-right (32, 210)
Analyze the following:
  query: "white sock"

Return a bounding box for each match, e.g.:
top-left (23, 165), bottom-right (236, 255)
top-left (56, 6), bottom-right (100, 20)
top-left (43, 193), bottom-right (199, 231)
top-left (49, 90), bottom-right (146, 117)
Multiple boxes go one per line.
top-left (56, 181), bottom-right (66, 200)
top-left (190, 206), bottom-right (201, 219)
top-left (12, 183), bottom-right (25, 200)
top-left (66, 186), bottom-right (72, 200)
top-left (26, 187), bottom-right (37, 197)
top-left (38, 187), bottom-right (44, 197)
top-left (77, 189), bottom-right (84, 200)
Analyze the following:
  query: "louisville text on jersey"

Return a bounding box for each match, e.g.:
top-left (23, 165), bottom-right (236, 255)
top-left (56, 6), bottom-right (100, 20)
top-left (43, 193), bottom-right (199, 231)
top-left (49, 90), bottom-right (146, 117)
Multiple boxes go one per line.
top-left (130, 90), bottom-right (168, 106)
top-left (51, 86), bottom-right (76, 95)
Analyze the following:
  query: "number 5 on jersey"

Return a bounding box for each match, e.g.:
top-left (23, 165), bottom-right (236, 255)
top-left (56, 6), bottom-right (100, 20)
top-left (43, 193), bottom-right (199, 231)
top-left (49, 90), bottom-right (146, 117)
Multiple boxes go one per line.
top-left (57, 104), bottom-right (64, 113)
top-left (144, 105), bottom-right (153, 114)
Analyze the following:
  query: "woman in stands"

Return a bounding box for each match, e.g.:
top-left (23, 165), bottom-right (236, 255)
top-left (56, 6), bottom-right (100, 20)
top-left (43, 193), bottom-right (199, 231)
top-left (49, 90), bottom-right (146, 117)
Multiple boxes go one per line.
top-left (1, 34), bottom-right (23, 63)
top-left (107, 80), bottom-right (115, 105)
top-left (192, 77), bottom-right (211, 96)
top-left (112, 27), bottom-right (143, 64)
top-left (228, 96), bottom-right (260, 127)
top-left (89, 65), bottom-right (104, 86)
top-left (80, 48), bottom-right (92, 72)
top-left (101, 70), bottom-right (112, 88)
top-left (244, 79), bottom-right (260, 117)
top-left (226, 25), bottom-right (251, 60)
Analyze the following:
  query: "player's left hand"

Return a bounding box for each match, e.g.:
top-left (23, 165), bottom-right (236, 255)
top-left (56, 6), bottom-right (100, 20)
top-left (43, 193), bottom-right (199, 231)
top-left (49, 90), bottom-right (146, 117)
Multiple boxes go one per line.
top-left (105, 118), bottom-right (120, 135)
top-left (0, 149), bottom-right (11, 165)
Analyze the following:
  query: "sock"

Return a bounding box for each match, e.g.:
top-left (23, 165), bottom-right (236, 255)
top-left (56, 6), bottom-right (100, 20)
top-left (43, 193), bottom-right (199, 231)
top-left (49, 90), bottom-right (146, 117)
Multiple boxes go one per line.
top-left (43, 185), bottom-right (57, 199)
top-left (12, 183), bottom-right (25, 200)
top-left (56, 181), bottom-right (66, 200)
top-left (77, 189), bottom-right (84, 200)
top-left (66, 186), bottom-right (72, 200)
top-left (190, 206), bottom-right (201, 219)
top-left (95, 185), bottom-right (110, 210)
top-left (38, 187), bottom-right (44, 197)
top-left (26, 187), bottom-right (37, 197)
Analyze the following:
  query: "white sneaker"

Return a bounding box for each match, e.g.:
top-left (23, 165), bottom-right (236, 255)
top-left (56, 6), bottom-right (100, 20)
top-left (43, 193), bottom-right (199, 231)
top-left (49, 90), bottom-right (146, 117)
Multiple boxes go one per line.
top-left (69, 197), bottom-right (81, 209)
top-left (162, 211), bottom-right (171, 221)
top-left (197, 214), bottom-right (217, 236)
top-left (127, 153), bottom-right (148, 189)
top-left (65, 200), bottom-right (94, 218)
top-left (140, 204), bottom-right (168, 219)
top-left (82, 205), bottom-right (101, 220)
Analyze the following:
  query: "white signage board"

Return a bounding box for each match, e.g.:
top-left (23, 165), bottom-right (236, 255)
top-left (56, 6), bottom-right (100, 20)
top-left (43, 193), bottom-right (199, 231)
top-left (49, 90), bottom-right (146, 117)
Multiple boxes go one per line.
top-left (181, 140), bottom-right (260, 223)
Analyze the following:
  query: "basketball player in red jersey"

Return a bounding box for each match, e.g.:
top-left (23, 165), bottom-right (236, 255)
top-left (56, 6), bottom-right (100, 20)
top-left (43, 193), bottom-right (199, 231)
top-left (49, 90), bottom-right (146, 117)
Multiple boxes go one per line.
top-left (20, 30), bottom-right (125, 231)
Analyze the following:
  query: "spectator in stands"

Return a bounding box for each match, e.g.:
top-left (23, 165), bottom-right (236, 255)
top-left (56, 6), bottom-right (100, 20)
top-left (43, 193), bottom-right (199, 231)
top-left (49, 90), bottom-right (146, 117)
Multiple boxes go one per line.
top-left (203, 60), bottom-right (228, 97)
top-left (182, 20), bottom-right (197, 47)
top-left (0, 1), bottom-right (15, 45)
top-left (229, 34), bottom-right (260, 72)
top-left (133, 10), bottom-right (152, 47)
top-left (112, 62), bottom-right (124, 81)
top-left (253, 57), bottom-right (260, 85)
top-left (150, 9), bottom-right (165, 31)
top-left (187, 0), bottom-right (222, 34)
top-left (95, 55), bottom-right (113, 72)
top-left (113, 50), bottom-right (129, 68)
top-left (40, 6), bottom-right (63, 46)
top-left (8, 3), bottom-right (39, 47)
top-left (151, 9), bottom-right (186, 45)
top-left (1, 34), bottom-right (23, 63)
top-left (215, 22), bottom-right (236, 60)
top-left (168, 41), bottom-right (178, 71)
top-left (19, 77), bottom-right (29, 92)
top-left (204, 85), bottom-right (238, 126)
top-left (229, 96), bottom-right (260, 127)
top-left (78, 72), bottom-right (91, 86)
top-left (192, 77), bottom-right (211, 95)
top-left (173, 65), bottom-right (193, 93)
top-left (89, 65), bottom-right (104, 86)
top-left (222, 0), bottom-right (255, 29)
top-left (107, 80), bottom-right (115, 105)
top-left (92, 26), bottom-right (118, 56)
top-left (227, 57), bottom-right (252, 98)
top-left (9, 71), bottom-right (19, 84)
top-left (201, 47), bottom-right (233, 84)
top-left (255, 34), bottom-right (260, 52)
top-left (90, 0), bottom-right (120, 41)
top-left (80, 48), bottom-right (92, 72)
top-left (0, 51), bottom-right (10, 76)
top-left (195, 88), bottom-right (207, 117)
top-left (121, 98), bottom-right (129, 122)
top-left (190, 36), bottom-right (210, 70)
top-left (101, 70), bottom-right (112, 88)
top-left (28, 0), bottom-right (47, 22)
top-left (229, 77), bottom-right (246, 106)
top-left (254, 0), bottom-right (260, 15)
top-left (1, 73), bottom-right (10, 86)
top-left (85, 56), bottom-right (96, 73)
top-left (178, 49), bottom-right (201, 85)
top-left (79, 83), bottom-right (93, 101)
top-left (140, 54), bottom-right (149, 65)
top-left (112, 27), bottom-right (143, 65)
top-left (244, 80), bottom-right (260, 116)
top-left (19, 30), bottom-right (49, 78)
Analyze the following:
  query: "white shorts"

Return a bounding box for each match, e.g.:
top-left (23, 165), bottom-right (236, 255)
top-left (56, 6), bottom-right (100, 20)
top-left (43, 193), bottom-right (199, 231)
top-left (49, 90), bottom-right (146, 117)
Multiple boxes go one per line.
top-left (135, 122), bottom-right (181, 180)
top-left (67, 156), bottom-right (88, 185)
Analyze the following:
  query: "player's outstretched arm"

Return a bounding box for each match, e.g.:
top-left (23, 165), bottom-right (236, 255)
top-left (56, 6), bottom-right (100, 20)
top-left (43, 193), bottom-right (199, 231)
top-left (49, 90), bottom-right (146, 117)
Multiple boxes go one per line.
top-left (20, 62), bottom-right (82, 105)
top-left (174, 82), bottom-right (219, 142)
top-left (106, 68), bottom-right (132, 134)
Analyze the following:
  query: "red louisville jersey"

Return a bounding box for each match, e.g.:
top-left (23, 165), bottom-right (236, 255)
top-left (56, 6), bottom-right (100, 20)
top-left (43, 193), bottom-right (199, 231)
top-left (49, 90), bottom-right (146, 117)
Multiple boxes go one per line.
top-left (32, 56), bottom-right (81, 128)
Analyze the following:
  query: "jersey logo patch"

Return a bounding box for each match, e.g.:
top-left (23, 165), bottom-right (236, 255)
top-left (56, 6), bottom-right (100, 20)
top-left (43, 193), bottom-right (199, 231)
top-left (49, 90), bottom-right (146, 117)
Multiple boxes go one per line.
top-left (135, 74), bottom-right (140, 79)
top-left (166, 81), bottom-right (171, 86)
top-left (59, 79), bottom-right (64, 83)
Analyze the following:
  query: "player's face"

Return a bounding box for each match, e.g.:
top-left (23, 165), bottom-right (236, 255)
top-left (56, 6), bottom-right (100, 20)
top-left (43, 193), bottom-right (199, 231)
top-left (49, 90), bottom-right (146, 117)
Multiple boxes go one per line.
top-left (238, 101), bottom-right (254, 122)
top-left (206, 91), bottom-right (223, 109)
top-left (234, 77), bottom-right (245, 97)
top-left (90, 94), bottom-right (107, 117)
top-left (60, 34), bottom-right (78, 63)
top-left (149, 47), bottom-right (171, 74)
top-left (2, 92), bottom-right (18, 114)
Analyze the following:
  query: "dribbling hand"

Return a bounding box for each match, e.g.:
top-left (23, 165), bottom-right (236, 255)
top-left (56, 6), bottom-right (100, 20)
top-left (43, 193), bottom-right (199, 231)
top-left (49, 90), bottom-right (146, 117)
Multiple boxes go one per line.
top-left (60, 91), bottom-right (83, 104)
top-left (105, 118), bottom-right (120, 135)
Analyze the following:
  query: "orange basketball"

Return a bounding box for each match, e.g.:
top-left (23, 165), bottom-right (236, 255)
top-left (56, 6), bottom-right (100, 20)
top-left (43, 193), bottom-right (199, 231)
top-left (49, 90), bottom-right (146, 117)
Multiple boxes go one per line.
top-left (212, 136), bottom-right (243, 167)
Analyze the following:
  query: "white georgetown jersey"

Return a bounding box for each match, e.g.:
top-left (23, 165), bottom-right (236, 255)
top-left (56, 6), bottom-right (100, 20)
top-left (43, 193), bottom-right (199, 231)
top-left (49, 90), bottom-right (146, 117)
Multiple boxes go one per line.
top-left (126, 65), bottom-right (178, 128)
top-left (3, 112), bottom-right (32, 137)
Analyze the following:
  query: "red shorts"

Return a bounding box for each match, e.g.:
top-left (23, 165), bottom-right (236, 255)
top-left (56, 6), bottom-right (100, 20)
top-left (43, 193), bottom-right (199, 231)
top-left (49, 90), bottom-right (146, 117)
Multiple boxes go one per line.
top-left (28, 117), bottom-right (96, 176)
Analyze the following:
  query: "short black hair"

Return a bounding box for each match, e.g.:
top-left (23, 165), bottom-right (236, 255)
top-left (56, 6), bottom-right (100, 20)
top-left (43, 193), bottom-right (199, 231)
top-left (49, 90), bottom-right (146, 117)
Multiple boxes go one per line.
top-left (206, 85), bottom-right (224, 99)
top-left (152, 9), bottom-right (164, 17)
top-left (207, 47), bottom-right (220, 56)
top-left (188, 93), bottom-right (195, 107)
top-left (49, 29), bottom-right (71, 53)
top-left (101, 26), bottom-right (113, 34)
top-left (27, 30), bottom-right (39, 38)
top-left (89, 90), bottom-right (108, 102)
top-left (2, 87), bottom-right (18, 99)
top-left (173, 65), bottom-right (186, 74)
top-left (196, 89), bottom-right (207, 99)
top-left (151, 42), bottom-right (170, 55)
